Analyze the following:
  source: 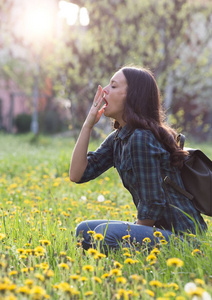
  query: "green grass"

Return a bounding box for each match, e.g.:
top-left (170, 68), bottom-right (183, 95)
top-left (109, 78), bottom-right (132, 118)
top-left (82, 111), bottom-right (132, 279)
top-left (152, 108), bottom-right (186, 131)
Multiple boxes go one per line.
top-left (0, 133), bottom-right (212, 300)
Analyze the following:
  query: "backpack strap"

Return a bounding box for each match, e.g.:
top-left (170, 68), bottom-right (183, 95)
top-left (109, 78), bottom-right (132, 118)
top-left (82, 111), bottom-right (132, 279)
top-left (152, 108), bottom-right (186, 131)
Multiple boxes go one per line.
top-left (177, 134), bottom-right (185, 150)
top-left (163, 176), bottom-right (194, 200)
top-left (164, 133), bottom-right (194, 200)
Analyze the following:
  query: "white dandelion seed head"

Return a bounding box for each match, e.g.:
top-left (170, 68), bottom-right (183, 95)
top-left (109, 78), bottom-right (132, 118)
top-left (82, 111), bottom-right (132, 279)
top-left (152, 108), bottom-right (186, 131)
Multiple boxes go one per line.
top-left (184, 282), bottom-right (197, 293)
top-left (202, 292), bottom-right (212, 300)
top-left (97, 195), bottom-right (105, 202)
top-left (80, 196), bottom-right (87, 202)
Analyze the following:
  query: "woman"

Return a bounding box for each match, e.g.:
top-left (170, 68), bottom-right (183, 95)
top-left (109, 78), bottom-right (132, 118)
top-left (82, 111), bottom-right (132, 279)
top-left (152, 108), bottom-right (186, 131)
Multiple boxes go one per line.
top-left (70, 66), bottom-right (207, 251)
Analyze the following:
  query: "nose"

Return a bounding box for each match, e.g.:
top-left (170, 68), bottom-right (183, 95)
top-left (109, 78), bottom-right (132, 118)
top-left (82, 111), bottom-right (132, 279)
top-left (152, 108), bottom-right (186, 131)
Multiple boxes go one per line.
top-left (102, 85), bottom-right (109, 95)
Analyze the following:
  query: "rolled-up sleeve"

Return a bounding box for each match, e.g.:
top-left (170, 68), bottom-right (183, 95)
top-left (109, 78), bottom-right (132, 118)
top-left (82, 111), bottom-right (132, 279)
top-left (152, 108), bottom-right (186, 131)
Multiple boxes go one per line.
top-left (131, 130), bottom-right (166, 221)
top-left (77, 131), bottom-right (115, 183)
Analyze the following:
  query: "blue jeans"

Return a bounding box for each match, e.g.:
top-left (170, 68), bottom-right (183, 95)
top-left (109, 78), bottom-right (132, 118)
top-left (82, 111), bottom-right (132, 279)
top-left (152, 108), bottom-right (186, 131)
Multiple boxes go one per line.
top-left (75, 220), bottom-right (175, 251)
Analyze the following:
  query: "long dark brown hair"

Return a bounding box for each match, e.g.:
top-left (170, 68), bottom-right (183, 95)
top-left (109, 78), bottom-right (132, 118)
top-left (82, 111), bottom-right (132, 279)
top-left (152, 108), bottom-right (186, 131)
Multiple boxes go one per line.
top-left (114, 66), bottom-right (187, 168)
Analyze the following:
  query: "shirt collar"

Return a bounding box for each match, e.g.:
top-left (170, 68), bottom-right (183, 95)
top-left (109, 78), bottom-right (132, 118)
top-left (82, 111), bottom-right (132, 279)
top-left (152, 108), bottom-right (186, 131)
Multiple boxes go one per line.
top-left (115, 125), bottom-right (134, 141)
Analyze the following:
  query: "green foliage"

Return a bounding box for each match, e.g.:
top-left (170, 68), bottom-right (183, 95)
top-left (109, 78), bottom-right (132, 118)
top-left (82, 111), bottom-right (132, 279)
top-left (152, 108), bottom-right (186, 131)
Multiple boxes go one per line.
top-left (1, 0), bottom-right (212, 139)
top-left (39, 110), bottom-right (66, 134)
top-left (44, 0), bottom-right (212, 138)
top-left (14, 113), bottom-right (32, 133)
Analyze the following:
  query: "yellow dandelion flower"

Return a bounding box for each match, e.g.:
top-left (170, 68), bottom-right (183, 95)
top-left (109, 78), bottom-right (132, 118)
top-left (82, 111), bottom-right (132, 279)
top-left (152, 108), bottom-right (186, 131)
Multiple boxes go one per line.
top-left (39, 240), bottom-right (51, 246)
top-left (24, 279), bottom-right (34, 286)
top-left (16, 248), bottom-right (25, 254)
top-left (87, 248), bottom-right (98, 256)
top-left (0, 233), bottom-right (6, 240)
top-left (142, 237), bottom-right (151, 243)
top-left (94, 252), bottom-right (106, 259)
top-left (25, 249), bottom-right (33, 255)
top-left (0, 283), bottom-right (8, 293)
top-left (123, 252), bottom-right (131, 257)
top-left (149, 280), bottom-right (163, 288)
top-left (34, 246), bottom-right (46, 254)
top-left (85, 291), bottom-right (94, 296)
top-left (53, 284), bottom-right (59, 290)
top-left (82, 265), bottom-right (94, 272)
top-left (70, 275), bottom-right (80, 281)
top-left (59, 251), bottom-right (66, 257)
top-left (35, 273), bottom-right (45, 282)
top-left (122, 247), bottom-right (129, 252)
top-left (43, 269), bottom-right (54, 278)
top-left (160, 239), bottom-right (168, 245)
top-left (9, 270), bottom-right (18, 276)
top-left (58, 263), bottom-right (69, 270)
top-left (16, 286), bottom-right (31, 295)
top-left (80, 276), bottom-right (88, 282)
top-left (146, 254), bottom-right (157, 262)
top-left (187, 287), bottom-right (205, 297)
top-left (149, 260), bottom-right (157, 266)
top-left (187, 233), bottom-right (196, 238)
top-left (109, 268), bottom-right (122, 277)
top-left (150, 248), bottom-right (160, 255)
top-left (59, 283), bottom-right (79, 296)
top-left (116, 288), bottom-right (129, 300)
top-left (124, 258), bottom-right (138, 265)
top-left (166, 258), bottom-right (184, 268)
top-left (176, 297), bottom-right (186, 300)
top-left (92, 276), bottom-right (102, 284)
top-left (122, 234), bottom-right (131, 240)
top-left (153, 231), bottom-right (163, 238)
top-left (191, 249), bottom-right (202, 256)
top-left (164, 291), bottom-right (176, 297)
top-left (194, 278), bottom-right (205, 286)
top-left (114, 261), bottom-right (123, 269)
top-left (116, 277), bottom-right (127, 284)
top-left (30, 285), bottom-right (46, 297)
top-left (40, 264), bottom-right (49, 272)
top-left (21, 268), bottom-right (29, 273)
top-left (145, 289), bottom-right (155, 297)
top-left (87, 230), bottom-right (95, 236)
top-left (130, 274), bottom-right (142, 281)
top-left (93, 233), bottom-right (104, 241)
top-left (168, 282), bottom-right (179, 290)
top-left (8, 284), bottom-right (17, 292)
top-left (66, 256), bottom-right (75, 263)
top-left (59, 227), bottom-right (67, 231)
top-left (101, 273), bottom-right (110, 279)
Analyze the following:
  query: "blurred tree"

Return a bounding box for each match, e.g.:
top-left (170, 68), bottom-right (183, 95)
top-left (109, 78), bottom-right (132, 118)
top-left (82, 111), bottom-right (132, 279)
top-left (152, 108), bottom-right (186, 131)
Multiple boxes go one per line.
top-left (1, 0), bottom-right (212, 139)
top-left (0, 0), bottom-right (30, 85)
top-left (45, 0), bottom-right (212, 140)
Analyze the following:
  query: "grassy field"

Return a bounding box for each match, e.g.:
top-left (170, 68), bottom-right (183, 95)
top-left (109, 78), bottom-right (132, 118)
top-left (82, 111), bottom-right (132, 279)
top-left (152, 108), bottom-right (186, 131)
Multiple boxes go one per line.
top-left (0, 133), bottom-right (212, 300)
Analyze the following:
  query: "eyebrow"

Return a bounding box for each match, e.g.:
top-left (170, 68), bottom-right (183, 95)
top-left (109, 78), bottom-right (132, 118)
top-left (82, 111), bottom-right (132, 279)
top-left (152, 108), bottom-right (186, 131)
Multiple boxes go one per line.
top-left (111, 79), bottom-right (118, 84)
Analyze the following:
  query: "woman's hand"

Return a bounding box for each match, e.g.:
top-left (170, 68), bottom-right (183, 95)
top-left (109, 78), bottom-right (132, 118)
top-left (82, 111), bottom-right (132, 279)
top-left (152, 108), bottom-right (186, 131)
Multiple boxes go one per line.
top-left (83, 85), bottom-right (105, 129)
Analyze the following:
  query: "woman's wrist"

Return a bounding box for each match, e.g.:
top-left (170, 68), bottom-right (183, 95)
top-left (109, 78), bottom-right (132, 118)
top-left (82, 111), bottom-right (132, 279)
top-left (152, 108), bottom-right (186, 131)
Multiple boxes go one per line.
top-left (82, 121), bottom-right (93, 131)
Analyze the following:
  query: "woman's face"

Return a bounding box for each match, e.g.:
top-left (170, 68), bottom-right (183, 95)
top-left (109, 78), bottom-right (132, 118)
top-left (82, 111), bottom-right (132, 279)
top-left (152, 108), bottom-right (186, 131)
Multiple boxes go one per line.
top-left (102, 70), bottom-right (128, 126)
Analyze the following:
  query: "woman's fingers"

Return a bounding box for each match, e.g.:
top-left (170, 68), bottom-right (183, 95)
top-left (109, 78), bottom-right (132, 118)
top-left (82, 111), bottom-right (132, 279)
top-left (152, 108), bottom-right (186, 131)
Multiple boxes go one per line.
top-left (93, 85), bottom-right (104, 108)
top-left (84, 86), bottom-right (104, 128)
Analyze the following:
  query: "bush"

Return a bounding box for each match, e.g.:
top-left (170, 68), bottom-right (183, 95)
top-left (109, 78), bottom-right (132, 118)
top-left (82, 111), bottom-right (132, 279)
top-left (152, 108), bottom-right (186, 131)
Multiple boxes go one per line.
top-left (14, 113), bottom-right (32, 133)
top-left (39, 110), bottom-right (65, 134)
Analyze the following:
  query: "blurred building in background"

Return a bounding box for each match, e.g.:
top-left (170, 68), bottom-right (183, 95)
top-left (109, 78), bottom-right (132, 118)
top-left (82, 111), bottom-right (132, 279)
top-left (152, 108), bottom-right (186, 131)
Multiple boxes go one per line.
top-left (0, 0), bottom-right (73, 134)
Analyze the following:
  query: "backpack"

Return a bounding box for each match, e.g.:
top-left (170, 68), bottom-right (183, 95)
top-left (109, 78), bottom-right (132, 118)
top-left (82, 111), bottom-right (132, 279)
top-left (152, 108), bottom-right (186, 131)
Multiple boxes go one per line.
top-left (163, 134), bottom-right (212, 216)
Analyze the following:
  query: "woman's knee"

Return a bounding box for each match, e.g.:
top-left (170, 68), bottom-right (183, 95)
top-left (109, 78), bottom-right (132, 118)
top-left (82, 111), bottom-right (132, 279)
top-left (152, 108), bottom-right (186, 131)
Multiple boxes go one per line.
top-left (94, 224), bottom-right (119, 247)
top-left (75, 221), bottom-right (90, 237)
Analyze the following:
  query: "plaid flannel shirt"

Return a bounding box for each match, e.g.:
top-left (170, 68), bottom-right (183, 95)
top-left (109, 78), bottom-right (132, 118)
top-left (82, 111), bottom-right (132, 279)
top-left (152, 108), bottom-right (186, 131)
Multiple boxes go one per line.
top-left (78, 125), bottom-right (207, 234)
